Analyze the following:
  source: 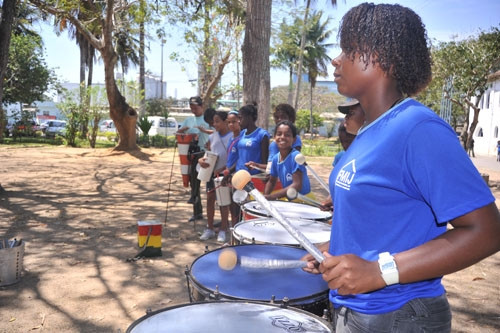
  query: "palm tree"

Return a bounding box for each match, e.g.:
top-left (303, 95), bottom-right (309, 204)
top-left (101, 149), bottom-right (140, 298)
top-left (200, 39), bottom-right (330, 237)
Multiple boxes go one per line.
top-left (303, 11), bottom-right (334, 134)
top-left (293, 0), bottom-right (337, 110)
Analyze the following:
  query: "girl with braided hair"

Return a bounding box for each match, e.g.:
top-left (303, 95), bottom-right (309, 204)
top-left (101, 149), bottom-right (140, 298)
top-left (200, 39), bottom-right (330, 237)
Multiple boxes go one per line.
top-left (302, 3), bottom-right (500, 332)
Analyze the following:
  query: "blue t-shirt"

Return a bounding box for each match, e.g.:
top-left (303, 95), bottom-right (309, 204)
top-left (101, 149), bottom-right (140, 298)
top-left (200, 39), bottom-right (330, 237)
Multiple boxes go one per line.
top-left (181, 115), bottom-right (210, 150)
top-left (328, 98), bottom-right (494, 314)
top-left (332, 150), bottom-right (345, 167)
top-left (236, 128), bottom-right (270, 175)
top-left (226, 134), bottom-right (240, 169)
top-left (268, 135), bottom-right (302, 162)
top-left (270, 149), bottom-right (310, 195)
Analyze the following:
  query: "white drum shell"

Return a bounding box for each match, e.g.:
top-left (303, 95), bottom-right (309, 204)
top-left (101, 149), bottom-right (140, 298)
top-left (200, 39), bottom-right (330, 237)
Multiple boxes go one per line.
top-left (232, 218), bottom-right (331, 246)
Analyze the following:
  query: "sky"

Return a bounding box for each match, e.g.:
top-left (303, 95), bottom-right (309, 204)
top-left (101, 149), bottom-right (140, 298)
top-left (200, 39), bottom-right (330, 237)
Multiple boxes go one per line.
top-left (35, 0), bottom-right (500, 99)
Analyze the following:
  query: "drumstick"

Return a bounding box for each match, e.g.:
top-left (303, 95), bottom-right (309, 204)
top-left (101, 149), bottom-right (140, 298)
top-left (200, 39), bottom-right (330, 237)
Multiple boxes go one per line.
top-left (248, 165), bottom-right (267, 173)
top-left (218, 248), bottom-right (307, 271)
top-left (231, 170), bottom-right (325, 263)
top-left (286, 188), bottom-right (323, 208)
top-left (294, 153), bottom-right (330, 193)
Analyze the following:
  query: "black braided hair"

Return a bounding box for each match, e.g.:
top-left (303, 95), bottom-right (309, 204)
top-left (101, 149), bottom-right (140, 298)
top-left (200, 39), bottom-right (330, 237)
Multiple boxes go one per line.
top-left (339, 3), bottom-right (432, 96)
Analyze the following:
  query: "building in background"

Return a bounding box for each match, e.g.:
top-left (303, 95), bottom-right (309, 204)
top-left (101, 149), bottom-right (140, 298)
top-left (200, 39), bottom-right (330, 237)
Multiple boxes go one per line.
top-left (469, 70), bottom-right (500, 156)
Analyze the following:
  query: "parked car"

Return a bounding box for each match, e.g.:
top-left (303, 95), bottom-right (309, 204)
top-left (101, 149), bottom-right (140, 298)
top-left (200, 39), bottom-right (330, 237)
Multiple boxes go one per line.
top-left (43, 120), bottom-right (67, 138)
top-left (99, 119), bottom-right (116, 133)
top-left (137, 116), bottom-right (178, 136)
top-left (9, 119), bottom-right (38, 137)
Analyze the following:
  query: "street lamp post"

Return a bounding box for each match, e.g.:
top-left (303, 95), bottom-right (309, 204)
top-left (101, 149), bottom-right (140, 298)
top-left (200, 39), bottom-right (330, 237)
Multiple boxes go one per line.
top-left (160, 39), bottom-right (165, 99)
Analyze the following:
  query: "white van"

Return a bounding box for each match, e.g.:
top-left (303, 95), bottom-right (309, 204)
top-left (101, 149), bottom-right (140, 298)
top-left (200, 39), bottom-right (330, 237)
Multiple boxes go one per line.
top-left (147, 116), bottom-right (178, 136)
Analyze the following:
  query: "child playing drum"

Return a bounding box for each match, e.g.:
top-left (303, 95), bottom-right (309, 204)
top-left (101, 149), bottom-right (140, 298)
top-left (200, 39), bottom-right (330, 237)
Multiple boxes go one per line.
top-left (198, 111), bottom-right (232, 242)
top-left (264, 121), bottom-right (311, 201)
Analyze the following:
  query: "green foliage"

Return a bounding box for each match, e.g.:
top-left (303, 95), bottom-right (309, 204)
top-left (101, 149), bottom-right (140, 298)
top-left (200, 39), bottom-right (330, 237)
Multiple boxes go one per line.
top-left (296, 109), bottom-right (323, 133)
top-left (418, 26), bottom-right (500, 137)
top-left (3, 33), bottom-right (59, 105)
top-left (57, 95), bottom-right (81, 147)
top-left (146, 98), bottom-right (169, 117)
top-left (137, 115), bottom-right (153, 136)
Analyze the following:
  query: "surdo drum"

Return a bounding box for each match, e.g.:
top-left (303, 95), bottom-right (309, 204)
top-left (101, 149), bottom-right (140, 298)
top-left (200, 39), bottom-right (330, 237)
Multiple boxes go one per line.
top-left (232, 218), bottom-right (331, 246)
top-left (126, 301), bottom-right (332, 332)
top-left (186, 244), bottom-right (330, 317)
top-left (242, 200), bottom-right (332, 222)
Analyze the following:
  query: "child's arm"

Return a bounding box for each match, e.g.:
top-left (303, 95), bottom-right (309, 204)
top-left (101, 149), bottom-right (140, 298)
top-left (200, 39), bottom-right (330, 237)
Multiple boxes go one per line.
top-left (264, 175), bottom-right (277, 198)
top-left (267, 170), bottom-right (303, 200)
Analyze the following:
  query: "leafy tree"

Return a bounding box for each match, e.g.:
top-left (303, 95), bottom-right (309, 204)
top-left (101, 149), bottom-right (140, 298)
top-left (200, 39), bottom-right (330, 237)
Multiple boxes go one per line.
top-left (292, 0), bottom-right (337, 110)
top-left (57, 92), bottom-right (81, 147)
top-left (146, 98), bottom-right (169, 117)
top-left (296, 108), bottom-right (323, 134)
top-left (419, 27), bottom-right (500, 148)
top-left (28, 0), bottom-right (150, 151)
top-left (303, 10), bottom-right (333, 134)
top-left (3, 33), bottom-right (58, 105)
top-left (168, 0), bottom-right (245, 108)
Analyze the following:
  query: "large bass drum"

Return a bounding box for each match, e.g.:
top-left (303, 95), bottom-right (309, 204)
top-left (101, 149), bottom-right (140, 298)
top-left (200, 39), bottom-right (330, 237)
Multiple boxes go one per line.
top-left (127, 301), bottom-right (332, 332)
top-left (187, 244), bottom-right (329, 317)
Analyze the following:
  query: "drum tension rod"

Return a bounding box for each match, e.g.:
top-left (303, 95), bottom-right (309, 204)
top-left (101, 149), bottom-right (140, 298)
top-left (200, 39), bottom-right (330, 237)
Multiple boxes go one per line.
top-left (281, 297), bottom-right (290, 309)
top-left (184, 265), bottom-right (193, 303)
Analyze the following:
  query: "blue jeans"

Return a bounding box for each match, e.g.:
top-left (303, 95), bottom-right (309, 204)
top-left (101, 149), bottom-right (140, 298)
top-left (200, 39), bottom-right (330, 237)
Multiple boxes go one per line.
top-left (332, 294), bottom-right (451, 332)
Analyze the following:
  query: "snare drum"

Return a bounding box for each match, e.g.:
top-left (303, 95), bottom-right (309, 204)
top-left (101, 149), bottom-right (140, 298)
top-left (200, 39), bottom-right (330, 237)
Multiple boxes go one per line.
top-left (242, 200), bottom-right (332, 222)
top-left (187, 244), bottom-right (329, 316)
top-left (232, 218), bottom-right (331, 246)
top-left (126, 301), bottom-right (332, 332)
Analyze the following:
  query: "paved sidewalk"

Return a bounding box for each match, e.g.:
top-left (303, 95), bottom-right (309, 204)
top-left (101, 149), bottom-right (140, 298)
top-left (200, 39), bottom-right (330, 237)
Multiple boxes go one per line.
top-left (470, 154), bottom-right (500, 174)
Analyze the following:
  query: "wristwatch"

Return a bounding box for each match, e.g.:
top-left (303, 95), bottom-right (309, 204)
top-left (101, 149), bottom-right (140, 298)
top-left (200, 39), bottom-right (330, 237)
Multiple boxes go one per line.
top-left (378, 252), bottom-right (399, 285)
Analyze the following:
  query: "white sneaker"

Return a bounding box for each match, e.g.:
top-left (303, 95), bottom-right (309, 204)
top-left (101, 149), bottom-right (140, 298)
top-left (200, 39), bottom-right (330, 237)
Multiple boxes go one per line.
top-left (217, 231), bottom-right (226, 243)
top-left (200, 229), bottom-right (216, 240)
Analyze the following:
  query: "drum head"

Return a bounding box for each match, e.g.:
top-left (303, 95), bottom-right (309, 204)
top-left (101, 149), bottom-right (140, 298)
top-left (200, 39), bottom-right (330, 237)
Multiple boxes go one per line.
top-left (233, 218), bottom-right (331, 245)
top-left (189, 244), bottom-right (328, 303)
top-left (127, 301), bottom-right (332, 332)
top-left (242, 201), bottom-right (332, 221)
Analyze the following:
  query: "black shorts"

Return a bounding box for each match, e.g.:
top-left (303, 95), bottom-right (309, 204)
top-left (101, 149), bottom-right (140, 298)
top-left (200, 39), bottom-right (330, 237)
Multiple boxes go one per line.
top-left (206, 176), bottom-right (215, 192)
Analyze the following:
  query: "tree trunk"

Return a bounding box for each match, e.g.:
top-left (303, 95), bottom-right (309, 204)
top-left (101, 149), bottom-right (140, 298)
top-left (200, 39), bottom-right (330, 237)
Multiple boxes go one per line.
top-left (293, 0), bottom-right (311, 110)
top-left (287, 67), bottom-right (293, 105)
top-left (139, 3), bottom-right (146, 116)
top-left (101, 2), bottom-right (138, 151)
top-left (309, 83), bottom-right (313, 136)
top-left (0, 0), bottom-right (17, 141)
top-left (242, 0), bottom-right (272, 129)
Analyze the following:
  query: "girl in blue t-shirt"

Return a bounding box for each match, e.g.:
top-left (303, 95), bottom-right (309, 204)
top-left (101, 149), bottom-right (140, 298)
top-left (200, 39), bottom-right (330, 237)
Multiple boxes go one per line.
top-left (267, 104), bottom-right (302, 168)
top-left (235, 104), bottom-right (269, 175)
top-left (302, 4), bottom-right (500, 332)
top-left (264, 121), bottom-right (310, 200)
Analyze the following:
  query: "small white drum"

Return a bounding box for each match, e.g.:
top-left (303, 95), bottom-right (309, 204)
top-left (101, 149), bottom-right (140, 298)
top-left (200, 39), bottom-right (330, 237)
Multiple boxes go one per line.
top-left (214, 176), bottom-right (231, 207)
top-left (242, 200), bottom-right (332, 222)
top-left (126, 301), bottom-right (332, 332)
top-left (232, 218), bottom-right (331, 246)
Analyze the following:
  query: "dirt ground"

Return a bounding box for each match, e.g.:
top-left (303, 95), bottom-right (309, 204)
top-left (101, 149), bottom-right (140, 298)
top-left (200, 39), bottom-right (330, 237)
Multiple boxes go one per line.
top-left (0, 146), bottom-right (499, 333)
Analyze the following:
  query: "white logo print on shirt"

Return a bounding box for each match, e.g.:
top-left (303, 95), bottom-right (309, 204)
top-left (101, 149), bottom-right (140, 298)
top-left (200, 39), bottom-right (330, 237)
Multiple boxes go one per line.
top-left (246, 140), bottom-right (253, 147)
top-left (335, 159), bottom-right (356, 190)
top-left (286, 173), bottom-right (293, 182)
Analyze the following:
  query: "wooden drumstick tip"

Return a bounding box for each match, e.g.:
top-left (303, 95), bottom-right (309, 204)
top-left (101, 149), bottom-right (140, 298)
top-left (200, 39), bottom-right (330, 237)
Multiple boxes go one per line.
top-left (218, 248), bottom-right (238, 271)
top-left (294, 153), bottom-right (306, 165)
top-left (231, 170), bottom-right (251, 190)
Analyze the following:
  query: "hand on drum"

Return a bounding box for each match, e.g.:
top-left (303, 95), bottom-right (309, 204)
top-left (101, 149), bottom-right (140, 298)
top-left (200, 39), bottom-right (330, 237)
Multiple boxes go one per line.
top-left (319, 253), bottom-right (386, 295)
top-left (198, 157), bottom-right (210, 169)
top-left (319, 197), bottom-right (333, 212)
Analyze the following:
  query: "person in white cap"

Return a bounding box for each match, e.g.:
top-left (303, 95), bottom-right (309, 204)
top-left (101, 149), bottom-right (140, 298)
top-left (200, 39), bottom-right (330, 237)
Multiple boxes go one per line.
top-left (338, 98), bottom-right (365, 135)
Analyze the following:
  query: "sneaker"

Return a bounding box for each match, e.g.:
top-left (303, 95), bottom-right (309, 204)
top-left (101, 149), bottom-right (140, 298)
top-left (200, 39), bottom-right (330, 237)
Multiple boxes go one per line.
top-left (217, 231), bottom-right (226, 243)
top-left (200, 229), bottom-right (216, 240)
